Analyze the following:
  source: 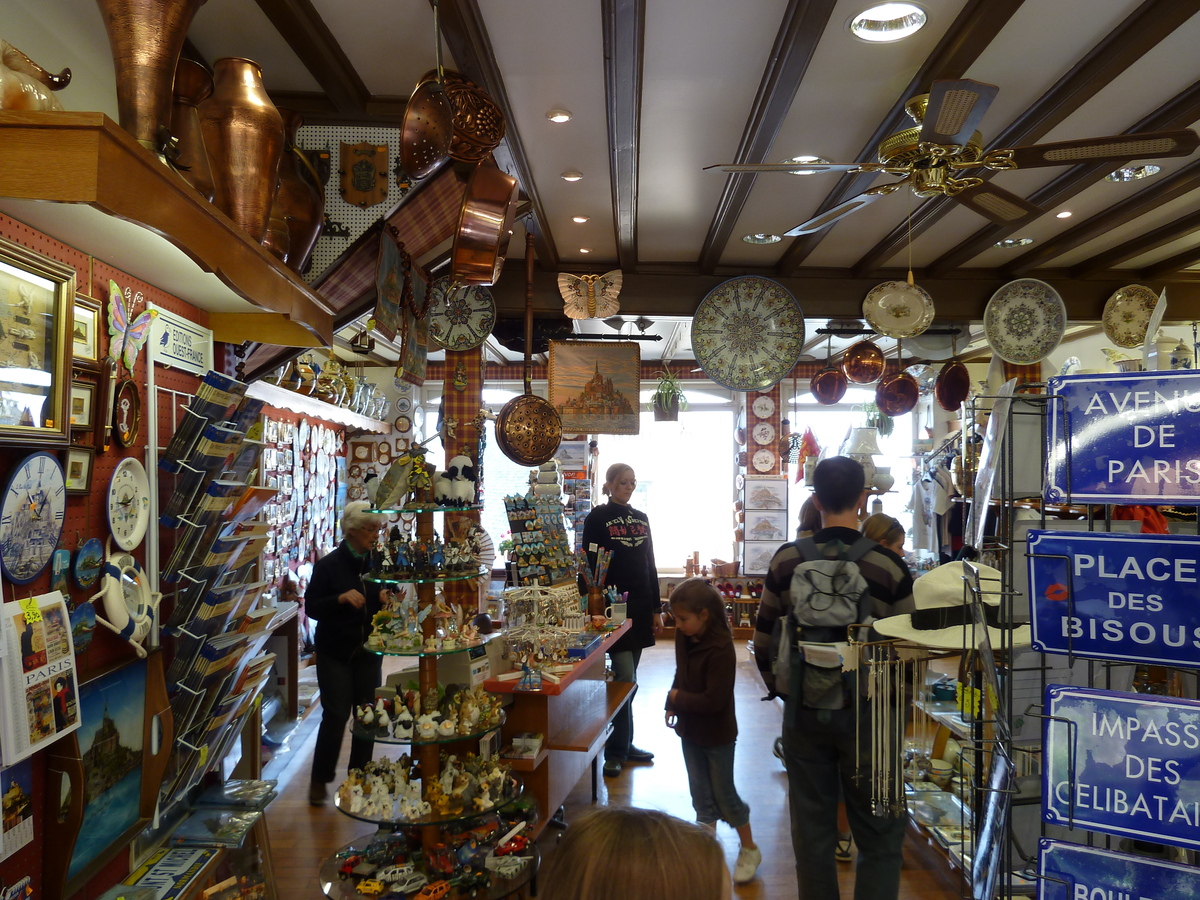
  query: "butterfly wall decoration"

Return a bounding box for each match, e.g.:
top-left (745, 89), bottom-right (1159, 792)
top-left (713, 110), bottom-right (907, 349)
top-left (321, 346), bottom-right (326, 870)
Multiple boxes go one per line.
top-left (107, 280), bottom-right (158, 374)
top-left (558, 270), bottom-right (622, 320)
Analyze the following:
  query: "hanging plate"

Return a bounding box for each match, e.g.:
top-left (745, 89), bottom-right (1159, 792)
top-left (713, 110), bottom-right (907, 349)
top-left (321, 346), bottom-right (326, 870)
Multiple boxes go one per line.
top-left (427, 278), bottom-right (497, 350)
top-left (983, 278), bottom-right (1066, 365)
top-left (690, 276), bottom-right (805, 391)
top-left (863, 280), bottom-right (935, 338)
top-left (1102, 284), bottom-right (1159, 349)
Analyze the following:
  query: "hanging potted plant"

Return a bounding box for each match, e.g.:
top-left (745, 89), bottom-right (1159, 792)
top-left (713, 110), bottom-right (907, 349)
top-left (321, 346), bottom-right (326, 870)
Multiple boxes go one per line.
top-left (650, 367), bottom-right (687, 421)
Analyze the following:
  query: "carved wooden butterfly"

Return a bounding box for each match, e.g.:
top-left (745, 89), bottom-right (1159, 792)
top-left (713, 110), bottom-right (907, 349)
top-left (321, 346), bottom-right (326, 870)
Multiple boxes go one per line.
top-left (558, 270), bottom-right (622, 320)
top-left (107, 280), bottom-right (158, 374)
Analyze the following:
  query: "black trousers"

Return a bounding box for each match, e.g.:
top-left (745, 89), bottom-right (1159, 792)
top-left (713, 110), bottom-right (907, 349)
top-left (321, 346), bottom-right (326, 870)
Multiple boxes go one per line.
top-left (310, 649), bottom-right (382, 784)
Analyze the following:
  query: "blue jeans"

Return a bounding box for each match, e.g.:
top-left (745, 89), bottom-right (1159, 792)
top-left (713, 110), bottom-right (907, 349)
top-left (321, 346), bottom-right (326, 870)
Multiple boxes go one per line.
top-left (311, 649), bottom-right (382, 784)
top-left (781, 703), bottom-right (907, 900)
top-left (605, 647), bottom-right (642, 762)
top-left (681, 739), bottom-right (750, 828)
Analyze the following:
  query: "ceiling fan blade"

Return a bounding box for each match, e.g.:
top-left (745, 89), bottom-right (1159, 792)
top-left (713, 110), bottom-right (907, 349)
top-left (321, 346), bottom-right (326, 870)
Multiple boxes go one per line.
top-left (920, 79), bottom-right (999, 146)
top-left (704, 162), bottom-right (900, 175)
top-left (784, 190), bottom-right (885, 236)
top-left (1002, 129), bottom-right (1200, 168)
top-left (951, 182), bottom-right (1042, 226)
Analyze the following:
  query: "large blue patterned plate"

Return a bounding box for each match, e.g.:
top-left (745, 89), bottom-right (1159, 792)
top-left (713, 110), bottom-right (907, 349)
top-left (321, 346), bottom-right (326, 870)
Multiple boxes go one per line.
top-left (690, 276), bottom-right (805, 391)
top-left (983, 278), bottom-right (1065, 365)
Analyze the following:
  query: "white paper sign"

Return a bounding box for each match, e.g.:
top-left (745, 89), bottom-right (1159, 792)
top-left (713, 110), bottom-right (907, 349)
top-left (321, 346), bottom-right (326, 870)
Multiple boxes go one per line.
top-left (149, 304), bottom-right (214, 375)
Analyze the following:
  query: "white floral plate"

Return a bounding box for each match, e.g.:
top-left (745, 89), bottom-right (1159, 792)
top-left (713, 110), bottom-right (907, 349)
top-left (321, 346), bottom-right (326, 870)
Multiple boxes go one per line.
top-left (863, 280), bottom-right (935, 338)
top-left (983, 278), bottom-right (1066, 365)
top-left (1102, 284), bottom-right (1158, 348)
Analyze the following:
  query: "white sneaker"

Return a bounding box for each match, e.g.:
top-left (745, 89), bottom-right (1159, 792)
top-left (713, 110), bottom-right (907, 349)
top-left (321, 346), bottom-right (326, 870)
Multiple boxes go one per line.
top-left (733, 845), bottom-right (762, 884)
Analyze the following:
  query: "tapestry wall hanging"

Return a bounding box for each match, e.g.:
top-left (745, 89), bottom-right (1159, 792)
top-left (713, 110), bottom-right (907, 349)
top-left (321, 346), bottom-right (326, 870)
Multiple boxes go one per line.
top-left (548, 340), bottom-right (640, 435)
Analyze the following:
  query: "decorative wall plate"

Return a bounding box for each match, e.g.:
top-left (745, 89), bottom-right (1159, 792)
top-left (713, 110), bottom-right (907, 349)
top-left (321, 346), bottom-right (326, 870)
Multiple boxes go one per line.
top-left (751, 394), bottom-right (776, 418)
top-left (690, 276), bottom-right (805, 391)
top-left (1102, 284), bottom-right (1159, 348)
top-left (984, 278), bottom-right (1066, 364)
top-left (427, 278), bottom-right (496, 350)
top-left (863, 280), bottom-right (935, 338)
top-left (753, 422), bottom-right (776, 445)
top-left (752, 448), bottom-right (776, 473)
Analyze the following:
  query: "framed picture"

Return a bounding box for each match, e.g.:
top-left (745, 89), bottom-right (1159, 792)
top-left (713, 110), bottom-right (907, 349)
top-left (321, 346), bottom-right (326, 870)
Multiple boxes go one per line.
top-left (0, 236), bottom-right (76, 446)
top-left (72, 294), bottom-right (101, 369)
top-left (556, 439), bottom-right (588, 473)
top-left (548, 340), bottom-right (641, 435)
top-left (64, 447), bottom-right (94, 495)
top-left (69, 381), bottom-right (94, 429)
top-left (744, 476), bottom-right (788, 510)
top-left (745, 509), bottom-right (789, 542)
top-left (742, 540), bottom-right (781, 577)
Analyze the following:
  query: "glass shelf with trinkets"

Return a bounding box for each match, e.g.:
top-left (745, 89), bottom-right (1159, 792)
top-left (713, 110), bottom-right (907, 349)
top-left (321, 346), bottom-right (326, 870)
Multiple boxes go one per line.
top-left (350, 712), bottom-right (505, 746)
top-left (367, 503), bottom-right (482, 515)
top-left (363, 567), bottom-right (487, 585)
top-left (333, 773), bottom-right (523, 829)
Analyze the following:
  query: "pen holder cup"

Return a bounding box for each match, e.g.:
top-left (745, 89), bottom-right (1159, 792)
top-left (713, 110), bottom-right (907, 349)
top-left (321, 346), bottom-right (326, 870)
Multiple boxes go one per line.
top-left (587, 586), bottom-right (605, 618)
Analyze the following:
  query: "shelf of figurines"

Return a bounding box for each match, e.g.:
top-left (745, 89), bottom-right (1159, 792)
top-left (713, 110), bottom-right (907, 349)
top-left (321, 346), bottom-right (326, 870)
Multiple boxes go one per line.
top-left (367, 503), bottom-right (481, 515)
top-left (364, 568), bottom-right (488, 587)
top-left (333, 753), bottom-right (523, 827)
top-left (351, 685), bottom-right (506, 745)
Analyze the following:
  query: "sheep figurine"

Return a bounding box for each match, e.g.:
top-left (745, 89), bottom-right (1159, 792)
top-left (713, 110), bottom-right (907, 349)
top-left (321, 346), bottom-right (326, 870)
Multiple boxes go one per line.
top-left (432, 469), bottom-right (456, 505)
top-left (446, 455), bottom-right (477, 505)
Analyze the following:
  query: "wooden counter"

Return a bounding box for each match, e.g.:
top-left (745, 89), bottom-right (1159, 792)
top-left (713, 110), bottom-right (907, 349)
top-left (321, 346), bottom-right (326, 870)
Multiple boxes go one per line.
top-left (484, 621), bottom-right (633, 835)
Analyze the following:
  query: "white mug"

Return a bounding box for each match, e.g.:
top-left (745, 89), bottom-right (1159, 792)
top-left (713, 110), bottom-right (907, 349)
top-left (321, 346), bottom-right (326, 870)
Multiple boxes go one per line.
top-left (605, 602), bottom-right (627, 624)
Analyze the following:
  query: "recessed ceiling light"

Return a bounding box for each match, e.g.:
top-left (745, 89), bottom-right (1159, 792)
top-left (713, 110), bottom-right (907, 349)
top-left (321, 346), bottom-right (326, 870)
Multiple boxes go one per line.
top-left (742, 233), bottom-right (782, 244)
top-left (1106, 164), bottom-right (1162, 182)
top-left (572, 215), bottom-right (590, 224)
top-left (781, 155), bottom-right (832, 174)
top-left (579, 248), bottom-right (592, 254)
top-left (994, 237), bottom-right (1035, 249)
top-left (546, 109), bottom-right (572, 123)
top-left (848, 3), bottom-right (928, 42)
top-left (1056, 211), bottom-right (1072, 219)
top-left (561, 170), bottom-right (583, 182)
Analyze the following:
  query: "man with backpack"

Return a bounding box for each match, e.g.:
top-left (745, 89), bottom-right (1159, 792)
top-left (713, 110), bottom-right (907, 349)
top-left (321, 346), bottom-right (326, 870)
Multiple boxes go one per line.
top-left (752, 456), bottom-right (915, 900)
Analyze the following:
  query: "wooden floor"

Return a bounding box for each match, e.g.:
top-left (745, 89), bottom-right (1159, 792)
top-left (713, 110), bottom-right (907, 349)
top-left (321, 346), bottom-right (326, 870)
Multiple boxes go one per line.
top-left (264, 640), bottom-right (966, 899)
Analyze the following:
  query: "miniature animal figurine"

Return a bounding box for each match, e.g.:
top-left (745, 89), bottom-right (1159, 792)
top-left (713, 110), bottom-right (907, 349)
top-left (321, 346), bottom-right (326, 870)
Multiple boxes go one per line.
top-left (432, 468), bottom-right (455, 505)
top-left (445, 455), bottom-right (477, 504)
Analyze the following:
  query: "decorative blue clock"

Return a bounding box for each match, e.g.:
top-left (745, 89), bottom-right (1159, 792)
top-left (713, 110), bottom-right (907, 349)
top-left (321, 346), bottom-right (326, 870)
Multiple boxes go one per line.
top-left (1, 451), bottom-right (67, 584)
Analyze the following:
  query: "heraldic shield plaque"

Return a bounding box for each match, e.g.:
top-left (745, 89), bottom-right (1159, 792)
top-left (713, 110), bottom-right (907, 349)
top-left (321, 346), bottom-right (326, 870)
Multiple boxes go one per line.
top-left (338, 141), bottom-right (389, 208)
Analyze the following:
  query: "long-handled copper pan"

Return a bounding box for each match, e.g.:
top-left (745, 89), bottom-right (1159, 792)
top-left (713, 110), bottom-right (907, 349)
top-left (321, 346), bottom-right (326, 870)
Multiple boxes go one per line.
top-left (495, 232), bottom-right (562, 466)
top-left (400, 0), bottom-right (452, 179)
top-left (452, 158), bottom-right (519, 285)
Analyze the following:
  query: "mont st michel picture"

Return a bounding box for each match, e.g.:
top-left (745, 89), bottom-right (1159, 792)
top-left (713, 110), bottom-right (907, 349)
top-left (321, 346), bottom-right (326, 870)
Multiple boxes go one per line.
top-left (548, 341), bottom-right (640, 435)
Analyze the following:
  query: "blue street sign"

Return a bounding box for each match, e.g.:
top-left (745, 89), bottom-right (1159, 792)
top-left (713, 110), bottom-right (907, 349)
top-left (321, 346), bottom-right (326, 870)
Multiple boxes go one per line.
top-left (1043, 685), bottom-right (1200, 849)
top-left (1028, 529), bottom-right (1200, 667)
top-left (1038, 839), bottom-right (1200, 900)
top-left (1045, 371), bottom-right (1200, 503)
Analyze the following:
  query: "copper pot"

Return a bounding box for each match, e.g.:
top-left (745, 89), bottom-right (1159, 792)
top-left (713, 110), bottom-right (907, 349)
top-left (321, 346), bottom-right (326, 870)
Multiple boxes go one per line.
top-left (876, 369), bottom-right (919, 416)
top-left (842, 340), bottom-right (885, 384)
top-left (169, 57), bottom-right (214, 201)
top-left (274, 108), bottom-right (325, 272)
top-left (452, 158), bottom-right (519, 285)
top-left (811, 365), bottom-right (848, 405)
top-left (96, 0), bottom-right (207, 150)
top-left (935, 358), bottom-right (971, 411)
top-left (199, 57), bottom-right (284, 242)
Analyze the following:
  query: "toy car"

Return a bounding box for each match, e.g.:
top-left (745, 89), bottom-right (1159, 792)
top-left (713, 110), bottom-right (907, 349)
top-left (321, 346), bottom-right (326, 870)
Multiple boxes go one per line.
top-left (494, 834), bottom-right (529, 856)
top-left (338, 855), bottom-right (364, 879)
top-left (375, 864), bottom-right (415, 883)
top-left (492, 856), bottom-right (530, 879)
top-left (415, 882), bottom-right (450, 900)
top-left (390, 872), bottom-right (429, 895)
top-left (355, 880), bottom-right (388, 897)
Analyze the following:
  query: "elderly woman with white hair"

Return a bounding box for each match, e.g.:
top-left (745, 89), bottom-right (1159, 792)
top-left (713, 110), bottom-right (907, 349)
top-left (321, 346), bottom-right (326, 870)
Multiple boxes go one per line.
top-left (306, 500), bottom-right (387, 805)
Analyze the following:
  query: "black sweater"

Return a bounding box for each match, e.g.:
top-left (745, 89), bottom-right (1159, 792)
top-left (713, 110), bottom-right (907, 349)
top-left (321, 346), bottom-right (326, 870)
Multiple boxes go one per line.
top-left (581, 502), bottom-right (658, 653)
top-left (666, 625), bottom-right (738, 747)
top-left (305, 541), bottom-right (382, 662)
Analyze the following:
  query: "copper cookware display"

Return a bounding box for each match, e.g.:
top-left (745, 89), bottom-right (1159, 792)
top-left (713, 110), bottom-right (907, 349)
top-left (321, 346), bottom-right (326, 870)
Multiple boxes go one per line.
top-left (495, 233), bottom-right (562, 466)
top-left (875, 342), bottom-right (920, 417)
top-left (400, 0), bottom-right (453, 179)
top-left (810, 336), bottom-right (848, 405)
top-left (842, 339), bottom-right (885, 384)
top-left (452, 158), bottom-right (520, 285)
top-left (169, 57), bottom-right (214, 202)
top-left (439, 70), bottom-right (507, 163)
top-left (935, 336), bottom-right (971, 411)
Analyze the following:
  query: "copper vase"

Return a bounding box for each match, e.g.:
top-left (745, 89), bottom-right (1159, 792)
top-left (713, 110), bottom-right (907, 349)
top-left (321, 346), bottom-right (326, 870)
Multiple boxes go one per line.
top-left (169, 58), bottom-right (215, 201)
top-left (96, 0), bottom-right (207, 150)
top-left (262, 198), bottom-right (290, 264)
top-left (274, 108), bottom-right (325, 273)
top-left (198, 57), bottom-right (284, 243)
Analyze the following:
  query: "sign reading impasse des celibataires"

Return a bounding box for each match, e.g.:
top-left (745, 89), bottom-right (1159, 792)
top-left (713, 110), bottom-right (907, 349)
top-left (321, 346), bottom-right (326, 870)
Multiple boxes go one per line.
top-left (1044, 685), bottom-right (1200, 849)
top-left (1045, 371), bottom-right (1200, 504)
top-left (1028, 529), bottom-right (1200, 667)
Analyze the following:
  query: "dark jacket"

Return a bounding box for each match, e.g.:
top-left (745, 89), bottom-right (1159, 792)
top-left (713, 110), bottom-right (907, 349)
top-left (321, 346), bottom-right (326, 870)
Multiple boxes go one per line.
top-left (305, 541), bottom-right (382, 662)
top-left (581, 502), bottom-right (658, 653)
top-left (666, 625), bottom-right (738, 747)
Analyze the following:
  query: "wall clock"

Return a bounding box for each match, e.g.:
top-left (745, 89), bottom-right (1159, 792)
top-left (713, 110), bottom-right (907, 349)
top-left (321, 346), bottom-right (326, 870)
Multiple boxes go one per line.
top-left (350, 441), bottom-right (375, 462)
top-left (690, 276), bottom-right (805, 392)
top-left (394, 414), bottom-right (413, 434)
top-left (113, 378), bottom-right (141, 447)
top-left (751, 394), bottom-right (776, 418)
top-left (1, 450), bottom-right (66, 584)
top-left (752, 448), bottom-right (776, 473)
top-left (107, 457), bottom-right (151, 551)
top-left (753, 422), bottom-right (776, 445)
top-left (427, 278), bottom-right (497, 350)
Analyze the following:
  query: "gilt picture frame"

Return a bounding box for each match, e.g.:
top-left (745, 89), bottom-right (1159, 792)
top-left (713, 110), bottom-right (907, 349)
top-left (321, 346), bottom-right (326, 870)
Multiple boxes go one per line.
top-left (548, 340), bottom-right (641, 435)
top-left (72, 294), bottom-right (101, 370)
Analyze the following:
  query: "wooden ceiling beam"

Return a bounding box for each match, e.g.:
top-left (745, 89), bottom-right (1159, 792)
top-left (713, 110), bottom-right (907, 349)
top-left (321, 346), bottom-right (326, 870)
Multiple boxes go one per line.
top-left (603, 0), bottom-right (645, 272)
top-left (697, 0), bottom-right (839, 275)
top-left (1140, 245), bottom-right (1200, 280)
top-left (1071, 208), bottom-right (1200, 278)
top-left (852, 0), bottom-right (1200, 278)
top-left (773, 0), bottom-right (1026, 276)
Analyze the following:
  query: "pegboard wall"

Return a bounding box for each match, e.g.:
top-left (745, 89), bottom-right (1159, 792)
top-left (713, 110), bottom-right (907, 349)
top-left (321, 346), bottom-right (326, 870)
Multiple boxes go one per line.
top-left (297, 124), bottom-right (409, 281)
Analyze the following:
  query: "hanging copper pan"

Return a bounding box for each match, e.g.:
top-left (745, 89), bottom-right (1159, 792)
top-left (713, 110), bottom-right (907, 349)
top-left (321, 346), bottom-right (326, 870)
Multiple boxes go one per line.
top-left (810, 336), bottom-right (847, 405)
top-left (875, 341), bottom-right (920, 417)
top-left (495, 233), bottom-right (562, 466)
top-left (842, 339), bottom-right (885, 384)
top-left (452, 158), bottom-right (520, 285)
top-left (400, 0), bottom-right (453, 179)
top-left (935, 336), bottom-right (971, 411)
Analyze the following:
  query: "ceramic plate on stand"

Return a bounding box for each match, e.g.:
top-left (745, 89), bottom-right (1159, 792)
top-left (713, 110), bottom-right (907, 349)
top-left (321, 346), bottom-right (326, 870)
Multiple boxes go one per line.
top-left (1102, 284), bottom-right (1159, 348)
top-left (983, 278), bottom-right (1066, 364)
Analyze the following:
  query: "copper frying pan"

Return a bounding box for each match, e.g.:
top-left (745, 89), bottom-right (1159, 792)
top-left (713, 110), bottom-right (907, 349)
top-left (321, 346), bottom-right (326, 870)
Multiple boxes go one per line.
top-left (495, 233), bottom-right (562, 466)
top-left (400, 0), bottom-right (453, 179)
top-left (452, 158), bottom-right (520, 285)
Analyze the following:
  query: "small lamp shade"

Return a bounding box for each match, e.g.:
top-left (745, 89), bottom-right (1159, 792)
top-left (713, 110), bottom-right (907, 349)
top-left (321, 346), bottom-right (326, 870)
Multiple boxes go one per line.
top-left (846, 426), bottom-right (882, 456)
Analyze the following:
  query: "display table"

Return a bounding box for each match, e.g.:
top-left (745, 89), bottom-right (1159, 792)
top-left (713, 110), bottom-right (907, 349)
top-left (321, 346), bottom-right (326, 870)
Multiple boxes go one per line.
top-left (483, 621), bottom-right (633, 836)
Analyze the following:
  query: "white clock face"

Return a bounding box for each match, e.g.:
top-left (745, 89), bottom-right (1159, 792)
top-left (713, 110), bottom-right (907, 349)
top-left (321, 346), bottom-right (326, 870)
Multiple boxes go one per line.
top-left (752, 448), bottom-right (776, 473)
top-left (752, 395), bottom-right (776, 418)
top-left (107, 457), bottom-right (151, 551)
top-left (753, 422), bottom-right (776, 445)
top-left (1, 451), bottom-right (66, 584)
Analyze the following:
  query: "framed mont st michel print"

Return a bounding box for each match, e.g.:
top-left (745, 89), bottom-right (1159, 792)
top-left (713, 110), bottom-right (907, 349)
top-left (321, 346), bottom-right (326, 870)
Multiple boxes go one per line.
top-left (548, 340), bottom-right (640, 435)
top-left (0, 237), bottom-right (75, 446)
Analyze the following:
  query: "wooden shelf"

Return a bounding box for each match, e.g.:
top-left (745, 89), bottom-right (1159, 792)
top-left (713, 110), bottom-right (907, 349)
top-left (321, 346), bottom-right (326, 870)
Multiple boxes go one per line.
top-left (548, 682), bottom-right (634, 751)
top-left (504, 747), bottom-right (550, 771)
top-left (483, 621), bottom-right (632, 695)
top-left (0, 110), bottom-right (332, 344)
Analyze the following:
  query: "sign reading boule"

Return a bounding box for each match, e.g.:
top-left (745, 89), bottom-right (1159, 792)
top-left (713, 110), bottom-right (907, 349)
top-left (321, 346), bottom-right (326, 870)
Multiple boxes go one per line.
top-left (1038, 839), bottom-right (1200, 900)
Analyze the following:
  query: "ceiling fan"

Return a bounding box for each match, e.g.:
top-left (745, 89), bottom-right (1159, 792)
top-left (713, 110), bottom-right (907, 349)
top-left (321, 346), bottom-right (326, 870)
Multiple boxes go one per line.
top-left (710, 79), bottom-right (1200, 236)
